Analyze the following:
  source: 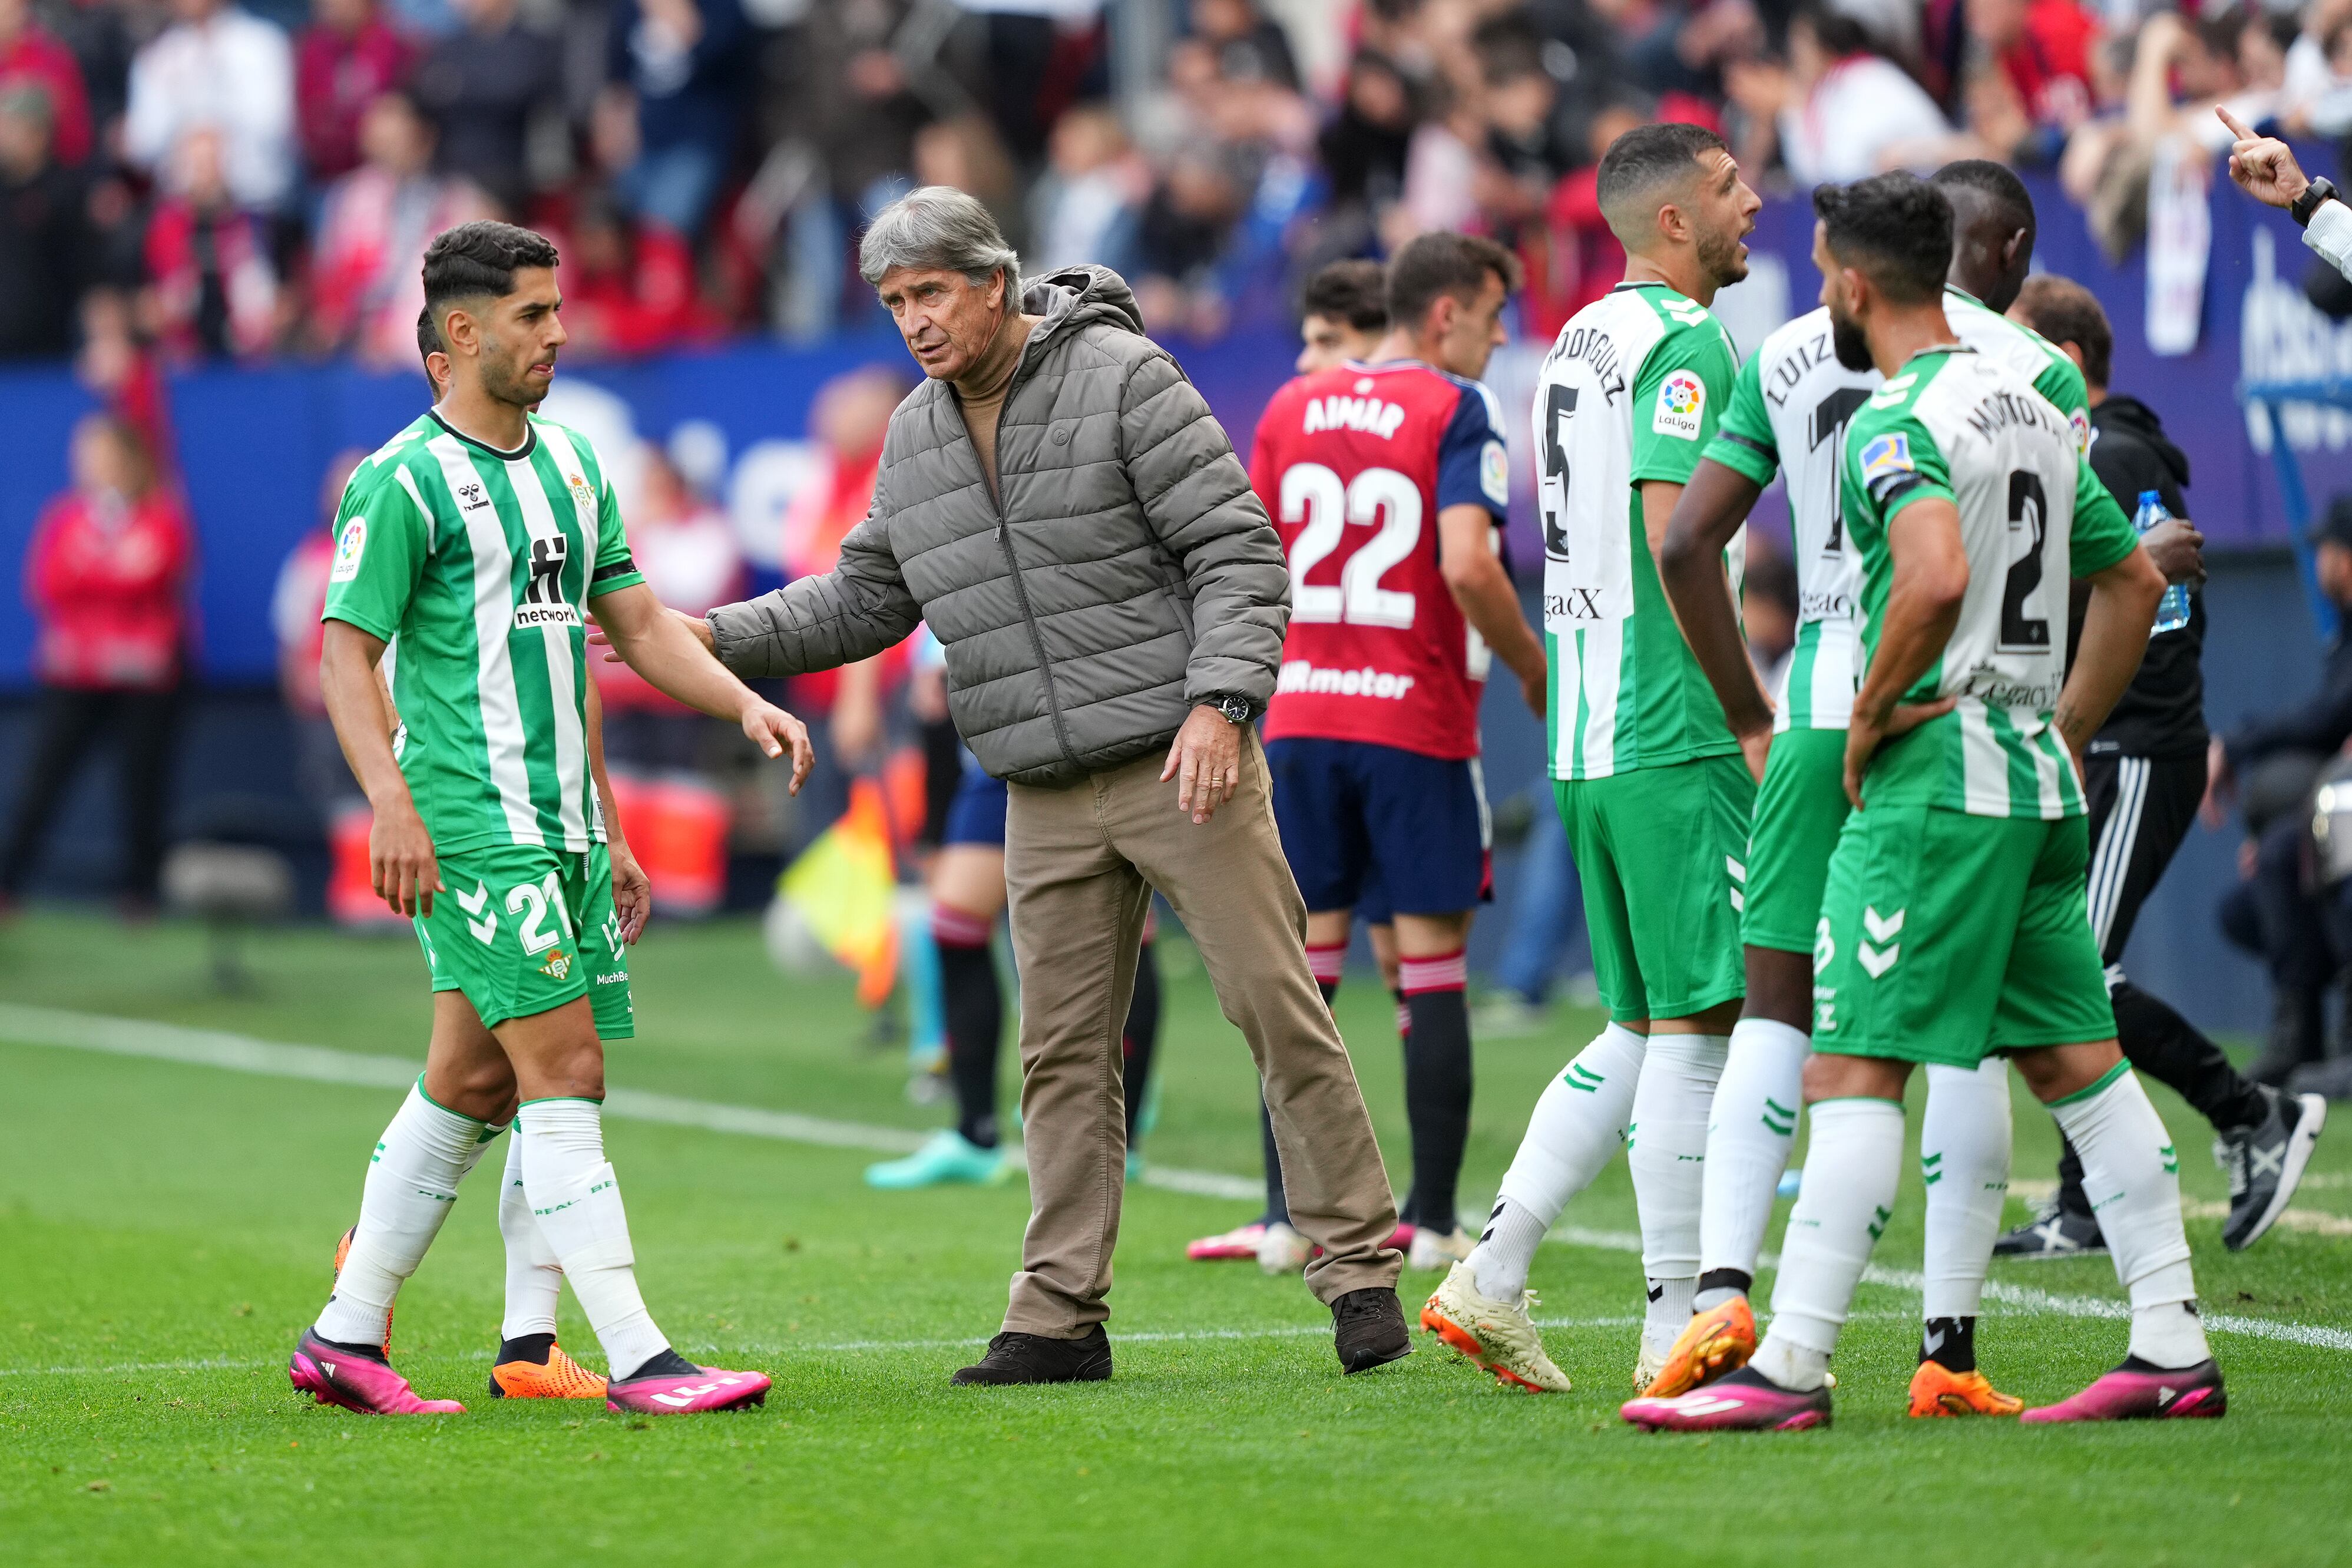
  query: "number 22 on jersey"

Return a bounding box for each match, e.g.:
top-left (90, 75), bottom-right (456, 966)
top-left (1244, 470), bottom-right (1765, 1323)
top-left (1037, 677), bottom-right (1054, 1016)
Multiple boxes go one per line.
top-left (1280, 462), bottom-right (1421, 627)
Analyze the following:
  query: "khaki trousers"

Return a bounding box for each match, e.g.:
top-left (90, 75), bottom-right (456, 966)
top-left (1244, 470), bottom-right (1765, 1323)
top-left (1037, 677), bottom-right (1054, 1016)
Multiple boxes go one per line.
top-left (1001, 732), bottom-right (1402, 1335)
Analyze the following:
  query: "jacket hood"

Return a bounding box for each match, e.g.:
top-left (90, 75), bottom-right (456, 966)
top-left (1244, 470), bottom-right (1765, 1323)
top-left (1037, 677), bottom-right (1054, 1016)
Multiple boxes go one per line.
top-left (2092, 395), bottom-right (2190, 489)
top-left (1021, 265), bottom-right (1147, 347)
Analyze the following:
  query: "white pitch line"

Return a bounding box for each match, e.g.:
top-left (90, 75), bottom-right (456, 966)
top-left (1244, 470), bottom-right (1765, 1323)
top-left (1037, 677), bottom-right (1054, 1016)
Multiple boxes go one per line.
top-left (0, 1003), bottom-right (1259, 1202)
top-left (3, 1004), bottom-right (2346, 1352)
top-left (1546, 1228), bottom-right (2352, 1352)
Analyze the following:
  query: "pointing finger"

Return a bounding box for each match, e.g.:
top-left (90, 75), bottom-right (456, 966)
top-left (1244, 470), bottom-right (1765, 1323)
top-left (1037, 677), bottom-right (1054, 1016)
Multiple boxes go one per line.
top-left (2216, 105), bottom-right (2255, 142)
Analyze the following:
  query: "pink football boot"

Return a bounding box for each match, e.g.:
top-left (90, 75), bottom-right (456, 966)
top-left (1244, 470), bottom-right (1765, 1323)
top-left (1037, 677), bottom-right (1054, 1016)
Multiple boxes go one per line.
top-left (2020, 1359), bottom-right (2226, 1423)
top-left (605, 1365), bottom-right (771, 1414)
top-left (1621, 1367), bottom-right (1834, 1431)
top-left (289, 1328), bottom-right (464, 1414)
top-left (1185, 1223), bottom-right (1268, 1261)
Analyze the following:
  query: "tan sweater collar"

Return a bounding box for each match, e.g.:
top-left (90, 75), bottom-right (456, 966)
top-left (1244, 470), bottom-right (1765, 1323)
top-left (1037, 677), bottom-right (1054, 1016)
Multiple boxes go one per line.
top-left (952, 309), bottom-right (1039, 408)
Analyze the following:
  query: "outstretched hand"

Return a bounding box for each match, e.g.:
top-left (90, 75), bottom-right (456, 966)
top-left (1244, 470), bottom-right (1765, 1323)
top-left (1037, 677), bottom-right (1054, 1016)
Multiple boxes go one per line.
top-left (742, 700), bottom-right (815, 794)
top-left (2218, 107), bottom-right (2310, 210)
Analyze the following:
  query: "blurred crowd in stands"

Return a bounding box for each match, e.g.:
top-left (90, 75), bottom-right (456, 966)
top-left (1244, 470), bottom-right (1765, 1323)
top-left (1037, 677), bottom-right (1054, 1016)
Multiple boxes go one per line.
top-left (3, 0), bottom-right (2349, 370)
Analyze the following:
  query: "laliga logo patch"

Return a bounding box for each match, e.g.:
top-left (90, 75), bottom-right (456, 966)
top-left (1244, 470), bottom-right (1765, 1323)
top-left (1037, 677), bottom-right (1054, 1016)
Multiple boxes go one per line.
top-left (1861, 432), bottom-right (1914, 478)
top-left (2069, 409), bottom-right (2092, 454)
top-left (1480, 439), bottom-right (1510, 508)
top-left (330, 518), bottom-right (367, 582)
top-left (1652, 371), bottom-right (1705, 439)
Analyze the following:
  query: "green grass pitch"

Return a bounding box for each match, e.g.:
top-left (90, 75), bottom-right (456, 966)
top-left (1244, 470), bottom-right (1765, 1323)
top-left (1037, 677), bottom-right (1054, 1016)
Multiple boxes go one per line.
top-left (2, 909), bottom-right (2348, 1567)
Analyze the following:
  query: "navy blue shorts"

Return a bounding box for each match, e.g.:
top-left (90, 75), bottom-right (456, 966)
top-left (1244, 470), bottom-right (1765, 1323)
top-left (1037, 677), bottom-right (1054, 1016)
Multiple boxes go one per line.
top-left (941, 753), bottom-right (1008, 848)
top-left (1266, 737), bottom-right (1490, 917)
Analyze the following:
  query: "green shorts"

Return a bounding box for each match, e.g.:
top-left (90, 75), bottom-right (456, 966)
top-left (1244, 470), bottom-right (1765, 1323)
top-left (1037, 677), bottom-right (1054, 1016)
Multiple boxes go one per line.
top-left (1811, 805), bottom-right (2112, 1067)
top-left (415, 842), bottom-right (635, 1038)
top-left (1742, 727), bottom-right (1851, 954)
top-left (1556, 754), bottom-right (1751, 1023)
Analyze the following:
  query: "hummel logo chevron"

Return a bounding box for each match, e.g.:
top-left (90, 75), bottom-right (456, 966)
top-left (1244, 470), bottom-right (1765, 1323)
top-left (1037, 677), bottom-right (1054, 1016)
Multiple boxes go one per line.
top-left (1857, 908), bottom-right (1903, 976)
top-left (653, 1382), bottom-right (723, 1407)
top-left (456, 881), bottom-right (497, 945)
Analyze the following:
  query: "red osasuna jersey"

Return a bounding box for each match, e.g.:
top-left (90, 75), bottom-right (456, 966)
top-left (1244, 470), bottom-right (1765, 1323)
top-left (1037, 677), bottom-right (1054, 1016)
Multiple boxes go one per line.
top-left (1251, 359), bottom-right (1511, 760)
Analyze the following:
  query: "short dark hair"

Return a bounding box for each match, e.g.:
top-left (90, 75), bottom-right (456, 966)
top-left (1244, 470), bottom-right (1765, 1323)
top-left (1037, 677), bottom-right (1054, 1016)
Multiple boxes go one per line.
top-left (1813, 173), bottom-right (1953, 305)
top-left (1596, 121), bottom-right (1730, 244)
top-left (416, 306), bottom-right (442, 374)
top-left (1471, 11), bottom-right (1546, 86)
top-left (1386, 232), bottom-right (1521, 332)
top-left (1301, 259), bottom-right (1389, 333)
top-left (2011, 273), bottom-right (2112, 391)
top-left (1790, 0), bottom-right (1878, 61)
top-left (1930, 158), bottom-right (2035, 246)
top-left (421, 220), bottom-right (561, 320)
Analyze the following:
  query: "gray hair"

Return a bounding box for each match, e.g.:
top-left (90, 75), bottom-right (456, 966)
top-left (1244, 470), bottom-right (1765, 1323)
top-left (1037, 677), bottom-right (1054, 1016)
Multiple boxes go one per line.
top-left (858, 186), bottom-right (1021, 300)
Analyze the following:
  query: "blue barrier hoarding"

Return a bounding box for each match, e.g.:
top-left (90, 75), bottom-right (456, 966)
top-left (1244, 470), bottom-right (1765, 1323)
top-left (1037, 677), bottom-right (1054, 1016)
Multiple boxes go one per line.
top-left (5, 157), bottom-right (2351, 686)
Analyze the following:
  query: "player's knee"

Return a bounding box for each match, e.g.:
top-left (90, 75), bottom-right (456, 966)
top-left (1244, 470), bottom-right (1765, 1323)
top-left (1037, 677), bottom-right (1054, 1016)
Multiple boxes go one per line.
top-left (2008, 1039), bottom-right (2122, 1103)
top-left (1802, 1051), bottom-right (1906, 1104)
top-left (428, 1056), bottom-right (519, 1122)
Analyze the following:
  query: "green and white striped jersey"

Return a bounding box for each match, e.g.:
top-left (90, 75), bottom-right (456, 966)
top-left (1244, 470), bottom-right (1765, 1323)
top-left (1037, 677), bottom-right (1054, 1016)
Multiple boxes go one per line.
top-left (1705, 308), bottom-right (1874, 732)
top-left (1703, 293), bottom-right (2113, 737)
top-left (1840, 348), bottom-right (2138, 819)
top-left (320, 410), bottom-right (645, 856)
top-left (1537, 281), bottom-right (1744, 779)
top-left (1941, 285), bottom-right (2094, 451)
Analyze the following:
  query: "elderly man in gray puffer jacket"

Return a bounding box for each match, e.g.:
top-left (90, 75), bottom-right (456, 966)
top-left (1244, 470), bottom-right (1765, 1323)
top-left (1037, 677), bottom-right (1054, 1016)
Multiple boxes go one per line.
top-left (696, 187), bottom-right (1409, 1382)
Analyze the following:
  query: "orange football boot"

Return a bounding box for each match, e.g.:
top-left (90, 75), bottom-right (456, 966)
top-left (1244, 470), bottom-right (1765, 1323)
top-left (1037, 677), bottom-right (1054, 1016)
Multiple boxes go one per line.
top-left (490, 1344), bottom-right (610, 1400)
top-left (1640, 1294), bottom-right (1758, 1399)
top-left (330, 1227), bottom-right (392, 1355)
top-left (1907, 1359), bottom-right (2024, 1418)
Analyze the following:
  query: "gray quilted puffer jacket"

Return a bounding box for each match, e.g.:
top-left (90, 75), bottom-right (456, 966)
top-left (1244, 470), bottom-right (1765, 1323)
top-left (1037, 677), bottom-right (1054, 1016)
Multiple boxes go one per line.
top-left (707, 265), bottom-right (1289, 787)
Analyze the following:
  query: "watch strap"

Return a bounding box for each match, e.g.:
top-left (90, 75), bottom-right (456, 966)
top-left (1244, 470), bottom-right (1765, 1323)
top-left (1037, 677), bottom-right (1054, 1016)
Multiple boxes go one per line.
top-left (2295, 177), bottom-right (2338, 229)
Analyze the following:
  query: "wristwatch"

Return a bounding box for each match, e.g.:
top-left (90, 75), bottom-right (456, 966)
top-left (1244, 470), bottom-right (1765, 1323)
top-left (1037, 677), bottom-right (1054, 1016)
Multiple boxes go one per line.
top-left (1208, 693), bottom-right (1256, 727)
top-left (2293, 176), bottom-right (2340, 229)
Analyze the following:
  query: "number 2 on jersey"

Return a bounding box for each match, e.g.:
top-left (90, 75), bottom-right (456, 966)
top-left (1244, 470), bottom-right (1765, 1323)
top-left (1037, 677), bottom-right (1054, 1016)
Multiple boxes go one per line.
top-left (2000, 469), bottom-right (2050, 651)
top-left (1280, 462), bottom-right (1421, 628)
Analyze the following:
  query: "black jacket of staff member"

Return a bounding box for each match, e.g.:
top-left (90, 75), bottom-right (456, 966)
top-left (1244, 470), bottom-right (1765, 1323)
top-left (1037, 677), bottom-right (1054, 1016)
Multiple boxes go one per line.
top-left (2082, 394), bottom-right (2205, 762)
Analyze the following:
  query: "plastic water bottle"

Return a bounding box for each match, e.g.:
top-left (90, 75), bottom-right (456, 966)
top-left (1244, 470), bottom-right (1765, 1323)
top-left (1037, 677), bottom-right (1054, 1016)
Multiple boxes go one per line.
top-left (2135, 490), bottom-right (2192, 636)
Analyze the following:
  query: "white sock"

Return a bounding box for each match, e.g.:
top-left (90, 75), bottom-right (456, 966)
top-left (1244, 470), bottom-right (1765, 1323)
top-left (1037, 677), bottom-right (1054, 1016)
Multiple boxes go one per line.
top-left (316, 1081), bottom-right (483, 1348)
top-left (1697, 1017), bottom-right (1807, 1302)
top-left (1629, 1032), bottom-right (1726, 1349)
top-left (1644, 1275), bottom-right (1695, 1355)
top-left (1919, 1058), bottom-right (2012, 1320)
top-left (2045, 1064), bottom-right (2209, 1368)
top-left (497, 1129), bottom-right (564, 1341)
top-left (1758, 1097), bottom-right (1906, 1390)
top-left (1469, 1023), bottom-right (1645, 1302)
top-left (518, 1098), bottom-right (671, 1380)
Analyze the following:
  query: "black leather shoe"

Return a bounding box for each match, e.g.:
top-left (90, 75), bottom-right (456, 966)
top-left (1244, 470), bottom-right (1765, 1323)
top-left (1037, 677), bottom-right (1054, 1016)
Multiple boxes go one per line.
top-left (1332, 1287), bottom-right (1412, 1374)
top-left (951, 1326), bottom-right (1113, 1385)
